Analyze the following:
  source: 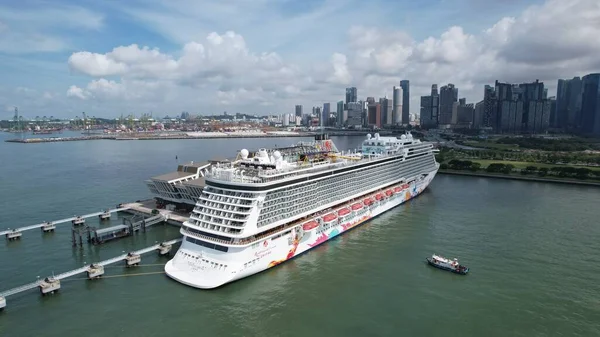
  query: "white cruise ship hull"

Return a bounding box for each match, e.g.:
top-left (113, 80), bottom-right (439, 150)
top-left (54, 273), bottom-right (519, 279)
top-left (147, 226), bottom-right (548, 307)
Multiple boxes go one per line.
top-left (165, 168), bottom-right (437, 289)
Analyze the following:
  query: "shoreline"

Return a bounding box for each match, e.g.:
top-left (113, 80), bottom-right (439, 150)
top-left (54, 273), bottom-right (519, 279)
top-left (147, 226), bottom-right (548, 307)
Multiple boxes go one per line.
top-left (438, 169), bottom-right (600, 187)
top-left (4, 131), bottom-right (397, 144)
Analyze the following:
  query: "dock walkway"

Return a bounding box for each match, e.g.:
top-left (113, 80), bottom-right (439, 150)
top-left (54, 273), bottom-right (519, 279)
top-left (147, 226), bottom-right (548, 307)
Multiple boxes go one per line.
top-left (0, 207), bottom-right (130, 237)
top-left (0, 238), bottom-right (181, 298)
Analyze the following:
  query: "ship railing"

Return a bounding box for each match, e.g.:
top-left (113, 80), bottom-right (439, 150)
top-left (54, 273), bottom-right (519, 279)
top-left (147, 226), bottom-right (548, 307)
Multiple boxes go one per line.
top-left (204, 153), bottom-right (391, 184)
top-left (181, 228), bottom-right (233, 245)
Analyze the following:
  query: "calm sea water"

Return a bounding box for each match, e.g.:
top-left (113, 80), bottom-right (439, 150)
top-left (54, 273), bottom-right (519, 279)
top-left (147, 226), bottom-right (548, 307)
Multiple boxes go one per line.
top-left (0, 131), bottom-right (599, 337)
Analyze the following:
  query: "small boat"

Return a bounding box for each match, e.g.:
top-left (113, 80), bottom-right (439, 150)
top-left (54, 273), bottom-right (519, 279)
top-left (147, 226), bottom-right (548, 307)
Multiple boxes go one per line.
top-left (426, 254), bottom-right (469, 275)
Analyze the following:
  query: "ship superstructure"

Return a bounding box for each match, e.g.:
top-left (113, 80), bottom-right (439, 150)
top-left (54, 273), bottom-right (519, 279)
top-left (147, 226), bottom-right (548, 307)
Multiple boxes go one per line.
top-left (164, 132), bottom-right (439, 288)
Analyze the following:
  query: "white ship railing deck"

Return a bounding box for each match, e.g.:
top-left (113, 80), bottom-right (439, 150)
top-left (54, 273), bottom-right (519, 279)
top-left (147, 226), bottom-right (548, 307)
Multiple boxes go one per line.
top-left (205, 152), bottom-right (396, 184)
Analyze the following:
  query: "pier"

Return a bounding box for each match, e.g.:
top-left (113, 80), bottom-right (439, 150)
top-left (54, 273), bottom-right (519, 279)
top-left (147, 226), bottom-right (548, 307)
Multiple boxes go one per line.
top-left (1, 207), bottom-right (130, 240)
top-left (0, 238), bottom-right (181, 305)
top-left (77, 214), bottom-right (165, 246)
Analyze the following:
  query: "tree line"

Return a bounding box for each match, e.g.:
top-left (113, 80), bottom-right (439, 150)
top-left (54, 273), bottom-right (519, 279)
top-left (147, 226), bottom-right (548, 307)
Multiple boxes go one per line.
top-left (440, 159), bottom-right (600, 180)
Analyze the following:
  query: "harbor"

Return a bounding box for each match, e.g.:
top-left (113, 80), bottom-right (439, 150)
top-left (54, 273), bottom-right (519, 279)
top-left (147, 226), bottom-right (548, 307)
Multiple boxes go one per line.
top-left (1, 135), bottom-right (599, 337)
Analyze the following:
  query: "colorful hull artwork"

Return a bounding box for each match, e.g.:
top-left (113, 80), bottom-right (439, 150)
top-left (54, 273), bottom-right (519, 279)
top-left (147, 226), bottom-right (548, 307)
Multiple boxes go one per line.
top-left (265, 172), bottom-right (435, 270)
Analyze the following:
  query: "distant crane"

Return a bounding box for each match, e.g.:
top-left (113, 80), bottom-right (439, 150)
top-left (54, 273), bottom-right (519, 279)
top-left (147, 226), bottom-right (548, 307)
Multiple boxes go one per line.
top-left (13, 106), bottom-right (24, 137)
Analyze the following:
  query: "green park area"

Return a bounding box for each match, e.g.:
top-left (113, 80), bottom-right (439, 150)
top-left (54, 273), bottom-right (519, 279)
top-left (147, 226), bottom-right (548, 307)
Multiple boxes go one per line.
top-left (466, 159), bottom-right (600, 171)
top-left (455, 135), bottom-right (600, 152)
top-left (439, 159), bottom-right (600, 182)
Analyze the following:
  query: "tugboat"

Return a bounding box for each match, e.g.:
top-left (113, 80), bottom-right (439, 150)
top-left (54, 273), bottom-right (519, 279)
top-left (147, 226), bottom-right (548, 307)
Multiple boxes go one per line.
top-left (426, 254), bottom-right (469, 275)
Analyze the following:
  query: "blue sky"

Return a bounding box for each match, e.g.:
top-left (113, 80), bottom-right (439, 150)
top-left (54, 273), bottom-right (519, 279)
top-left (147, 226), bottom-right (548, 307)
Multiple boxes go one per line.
top-left (0, 0), bottom-right (597, 119)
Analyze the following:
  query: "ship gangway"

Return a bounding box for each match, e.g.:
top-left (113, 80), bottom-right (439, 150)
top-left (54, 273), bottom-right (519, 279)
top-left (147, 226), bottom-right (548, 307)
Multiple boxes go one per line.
top-left (1, 207), bottom-right (131, 239)
top-left (0, 238), bottom-right (181, 300)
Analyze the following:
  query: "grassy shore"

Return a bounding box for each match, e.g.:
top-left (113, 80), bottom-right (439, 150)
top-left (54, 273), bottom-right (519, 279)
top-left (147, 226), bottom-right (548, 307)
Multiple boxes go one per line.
top-left (438, 169), bottom-right (600, 187)
top-left (465, 159), bottom-right (600, 171)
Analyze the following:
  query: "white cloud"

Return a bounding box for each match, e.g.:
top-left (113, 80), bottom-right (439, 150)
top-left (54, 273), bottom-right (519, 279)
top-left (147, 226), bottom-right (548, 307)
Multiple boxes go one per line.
top-left (67, 85), bottom-right (88, 100)
top-left (4, 0), bottom-right (597, 118)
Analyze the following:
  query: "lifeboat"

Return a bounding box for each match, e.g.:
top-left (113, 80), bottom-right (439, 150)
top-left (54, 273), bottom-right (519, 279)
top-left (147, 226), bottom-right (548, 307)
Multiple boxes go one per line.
top-left (302, 220), bottom-right (319, 231)
top-left (385, 189), bottom-right (393, 196)
top-left (338, 208), bottom-right (351, 217)
top-left (394, 186), bottom-right (402, 193)
top-left (375, 193), bottom-right (384, 201)
top-left (401, 183), bottom-right (410, 190)
top-left (363, 198), bottom-right (374, 206)
top-left (351, 203), bottom-right (363, 211)
top-left (322, 213), bottom-right (337, 223)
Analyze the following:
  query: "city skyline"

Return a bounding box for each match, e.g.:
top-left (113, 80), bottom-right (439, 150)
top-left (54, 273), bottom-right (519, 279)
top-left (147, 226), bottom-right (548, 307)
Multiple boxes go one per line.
top-left (1, 0), bottom-right (600, 119)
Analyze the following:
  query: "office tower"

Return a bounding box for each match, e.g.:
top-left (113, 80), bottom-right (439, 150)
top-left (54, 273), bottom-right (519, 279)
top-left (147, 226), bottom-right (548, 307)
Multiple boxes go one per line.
top-left (379, 97), bottom-right (392, 126)
top-left (393, 86), bottom-right (402, 125)
top-left (367, 101), bottom-right (382, 128)
top-left (346, 87), bottom-right (357, 104)
top-left (456, 103), bottom-right (475, 127)
top-left (295, 105), bottom-right (303, 118)
top-left (346, 102), bottom-right (363, 128)
top-left (336, 100), bottom-right (344, 127)
top-left (482, 85), bottom-right (498, 129)
top-left (556, 77), bottom-right (582, 129)
top-left (400, 80), bottom-right (410, 125)
top-left (580, 73), bottom-right (600, 135)
top-left (322, 103), bottom-right (330, 127)
top-left (439, 83), bottom-right (458, 125)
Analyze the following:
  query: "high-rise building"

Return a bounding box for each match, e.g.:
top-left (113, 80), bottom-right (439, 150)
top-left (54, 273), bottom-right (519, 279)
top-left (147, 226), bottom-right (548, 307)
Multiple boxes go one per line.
top-left (439, 84), bottom-right (458, 125)
top-left (494, 81), bottom-right (523, 133)
top-left (548, 96), bottom-right (557, 129)
top-left (367, 101), bottom-right (382, 128)
top-left (580, 73), bottom-right (600, 135)
top-left (556, 77), bottom-right (583, 129)
top-left (346, 101), bottom-right (363, 128)
top-left (346, 87), bottom-right (357, 105)
top-left (474, 101), bottom-right (484, 129)
top-left (456, 103), bottom-right (475, 127)
top-left (295, 105), bottom-right (303, 118)
top-left (451, 102), bottom-right (459, 125)
top-left (323, 103), bottom-right (330, 127)
top-left (282, 113), bottom-right (290, 126)
top-left (420, 86), bottom-right (439, 128)
top-left (518, 79), bottom-right (547, 133)
top-left (336, 100), bottom-right (344, 127)
top-left (400, 80), bottom-right (410, 125)
top-left (379, 97), bottom-right (393, 126)
top-left (482, 85), bottom-right (498, 129)
top-left (393, 86), bottom-right (402, 125)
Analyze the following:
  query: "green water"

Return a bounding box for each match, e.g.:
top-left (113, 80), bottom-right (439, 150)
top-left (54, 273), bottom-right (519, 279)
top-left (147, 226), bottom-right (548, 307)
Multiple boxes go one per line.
top-left (0, 132), bottom-right (599, 337)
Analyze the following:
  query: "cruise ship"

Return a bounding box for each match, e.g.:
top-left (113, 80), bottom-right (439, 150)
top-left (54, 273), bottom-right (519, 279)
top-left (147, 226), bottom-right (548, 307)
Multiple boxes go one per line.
top-left (148, 132), bottom-right (439, 289)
